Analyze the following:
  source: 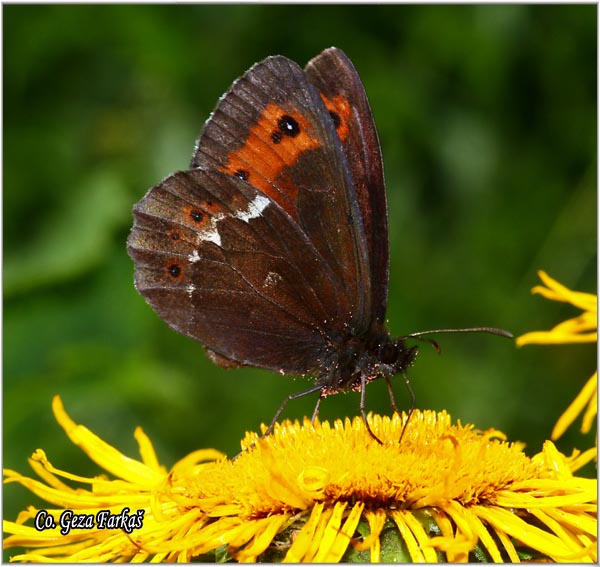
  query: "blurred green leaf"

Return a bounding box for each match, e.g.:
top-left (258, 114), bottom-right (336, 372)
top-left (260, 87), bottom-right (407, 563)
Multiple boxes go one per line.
top-left (4, 171), bottom-right (128, 296)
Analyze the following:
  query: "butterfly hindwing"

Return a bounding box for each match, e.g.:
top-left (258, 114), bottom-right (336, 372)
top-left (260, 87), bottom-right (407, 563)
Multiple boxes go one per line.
top-left (128, 168), bottom-right (354, 372)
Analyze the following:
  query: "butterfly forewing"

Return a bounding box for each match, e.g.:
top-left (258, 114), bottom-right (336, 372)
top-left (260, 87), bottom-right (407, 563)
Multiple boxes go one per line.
top-left (191, 55), bottom-right (373, 334)
top-left (305, 48), bottom-right (389, 328)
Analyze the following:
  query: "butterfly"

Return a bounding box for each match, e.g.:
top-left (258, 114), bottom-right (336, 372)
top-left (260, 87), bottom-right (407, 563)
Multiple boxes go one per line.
top-left (128, 47), bottom-right (510, 442)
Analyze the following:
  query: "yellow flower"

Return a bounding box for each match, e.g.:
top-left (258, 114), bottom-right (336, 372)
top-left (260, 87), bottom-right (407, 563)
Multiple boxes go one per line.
top-left (4, 396), bottom-right (597, 562)
top-left (517, 270), bottom-right (597, 440)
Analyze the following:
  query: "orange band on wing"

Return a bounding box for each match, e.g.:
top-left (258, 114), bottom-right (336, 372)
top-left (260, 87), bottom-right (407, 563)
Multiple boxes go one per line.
top-left (320, 93), bottom-right (351, 142)
top-left (219, 103), bottom-right (322, 216)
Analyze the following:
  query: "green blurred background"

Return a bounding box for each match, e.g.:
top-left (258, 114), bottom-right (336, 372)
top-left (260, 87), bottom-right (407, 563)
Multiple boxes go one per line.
top-left (4, 4), bottom-right (596, 536)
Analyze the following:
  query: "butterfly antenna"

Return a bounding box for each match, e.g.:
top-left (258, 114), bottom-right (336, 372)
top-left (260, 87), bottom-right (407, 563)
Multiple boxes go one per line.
top-left (407, 327), bottom-right (513, 340)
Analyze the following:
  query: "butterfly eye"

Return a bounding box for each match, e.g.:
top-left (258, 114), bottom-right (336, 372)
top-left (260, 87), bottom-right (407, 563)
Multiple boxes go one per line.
top-left (379, 343), bottom-right (399, 364)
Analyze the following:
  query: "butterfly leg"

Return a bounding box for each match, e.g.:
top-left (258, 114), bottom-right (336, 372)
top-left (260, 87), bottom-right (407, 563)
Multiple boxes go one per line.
top-left (384, 376), bottom-right (400, 415)
top-left (398, 371), bottom-right (416, 444)
top-left (311, 393), bottom-right (324, 423)
top-left (233, 384), bottom-right (325, 460)
top-left (263, 383), bottom-right (324, 438)
top-left (360, 373), bottom-right (383, 444)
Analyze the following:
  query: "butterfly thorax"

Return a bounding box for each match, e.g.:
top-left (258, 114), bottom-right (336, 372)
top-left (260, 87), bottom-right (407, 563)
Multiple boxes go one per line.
top-left (317, 332), bottom-right (418, 395)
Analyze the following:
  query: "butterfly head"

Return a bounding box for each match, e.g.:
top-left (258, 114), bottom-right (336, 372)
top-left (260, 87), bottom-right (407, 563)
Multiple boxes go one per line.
top-left (378, 338), bottom-right (419, 375)
top-left (319, 333), bottom-right (419, 395)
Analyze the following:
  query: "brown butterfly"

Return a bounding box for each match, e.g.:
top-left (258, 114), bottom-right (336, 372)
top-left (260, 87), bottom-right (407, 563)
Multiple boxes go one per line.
top-left (128, 48), bottom-right (511, 442)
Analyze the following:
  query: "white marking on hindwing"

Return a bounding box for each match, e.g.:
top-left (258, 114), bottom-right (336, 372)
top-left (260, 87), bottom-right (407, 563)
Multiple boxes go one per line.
top-left (195, 194), bottom-right (270, 248)
top-left (263, 271), bottom-right (282, 288)
top-left (196, 220), bottom-right (222, 247)
top-left (235, 194), bottom-right (270, 223)
top-left (188, 249), bottom-right (201, 263)
top-left (186, 283), bottom-right (196, 298)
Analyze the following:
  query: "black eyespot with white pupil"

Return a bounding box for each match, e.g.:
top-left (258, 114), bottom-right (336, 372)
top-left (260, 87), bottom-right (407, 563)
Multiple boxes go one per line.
top-left (271, 115), bottom-right (300, 144)
top-left (167, 263), bottom-right (182, 278)
top-left (190, 209), bottom-right (203, 223)
top-left (329, 110), bottom-right (341, 130)
top-left (278, 115), bottom-right (300, 136)
top-left (235, 169), bottom-right (249, 181)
